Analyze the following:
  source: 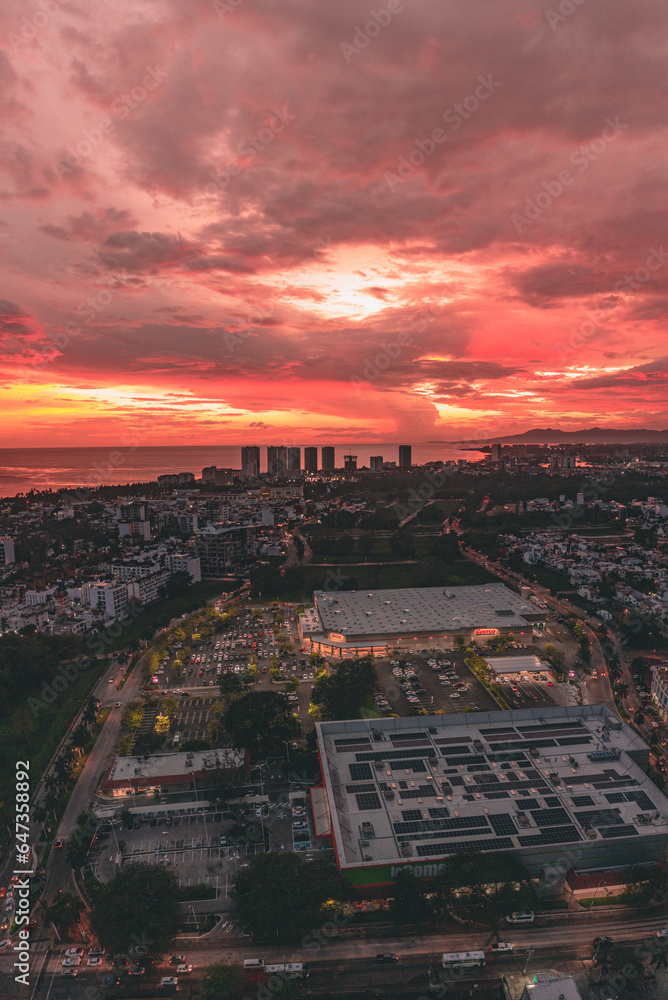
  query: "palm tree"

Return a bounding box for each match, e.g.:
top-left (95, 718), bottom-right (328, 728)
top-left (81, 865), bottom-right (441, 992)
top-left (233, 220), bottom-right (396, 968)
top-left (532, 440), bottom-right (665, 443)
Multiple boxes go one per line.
top-left (615, 681), bottom-right (629, 700)
top-left (32, 803), bottom-right (48, 825)
top-left (43, 772), bottom-right (59, 798)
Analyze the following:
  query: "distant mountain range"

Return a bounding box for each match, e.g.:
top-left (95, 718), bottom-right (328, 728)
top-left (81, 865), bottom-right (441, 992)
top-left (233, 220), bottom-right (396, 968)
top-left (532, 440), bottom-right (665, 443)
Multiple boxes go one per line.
top-left (432, 427), bottom-right (668, 445)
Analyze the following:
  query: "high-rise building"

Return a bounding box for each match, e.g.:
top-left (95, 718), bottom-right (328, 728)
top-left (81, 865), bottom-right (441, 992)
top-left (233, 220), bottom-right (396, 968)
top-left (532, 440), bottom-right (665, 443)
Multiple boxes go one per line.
top-left (561, 454), bottom-right (576, 469)
top-left (321, 446), bottom-right (335, 473)
top-left (370, 455), bottom-right (383, 471)
top-left (267, 446), bottom-right (288, 476)
top-left (398, 445), bottom-right (412, 468)
top-left (491, 443), bottom-right (502, 462)
top-left (0, 536), bottom-right (15, 566)
top-left (304, 447), bottom-right (318, 473)
top-left (287, 447), bottom-right (301, 471)
top-left (344, 454), bottom-right (357, 473)
top-left (241, 446), bottom-right (261, 478)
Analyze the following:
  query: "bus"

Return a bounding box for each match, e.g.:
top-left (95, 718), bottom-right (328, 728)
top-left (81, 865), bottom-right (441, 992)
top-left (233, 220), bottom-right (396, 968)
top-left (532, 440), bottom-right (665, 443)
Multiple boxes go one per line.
top-left (264, 963), bottom-right (309, 979)
top-left (441, 952), bottom-right (486, 969)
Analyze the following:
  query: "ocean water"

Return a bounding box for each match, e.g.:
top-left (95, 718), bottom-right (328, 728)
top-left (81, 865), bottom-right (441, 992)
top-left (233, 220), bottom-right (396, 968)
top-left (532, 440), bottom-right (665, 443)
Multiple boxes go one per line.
top-left (0, 444), bottom-right (481, 497)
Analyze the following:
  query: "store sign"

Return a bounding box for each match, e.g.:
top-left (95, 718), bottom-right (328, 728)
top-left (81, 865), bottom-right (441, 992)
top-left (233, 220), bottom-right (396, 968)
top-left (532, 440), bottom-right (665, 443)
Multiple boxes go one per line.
top-left (475, 628), bottom-right (497, 635)
top-left (568, 670), bottom-right (575, 678)
top-left (329, 633), bottom-right (345, 642)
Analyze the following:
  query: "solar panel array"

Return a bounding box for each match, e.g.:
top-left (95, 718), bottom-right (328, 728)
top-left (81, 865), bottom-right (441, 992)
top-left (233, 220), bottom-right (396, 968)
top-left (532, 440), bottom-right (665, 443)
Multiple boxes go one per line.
top-left (325, 712), bottom-right (656, 867)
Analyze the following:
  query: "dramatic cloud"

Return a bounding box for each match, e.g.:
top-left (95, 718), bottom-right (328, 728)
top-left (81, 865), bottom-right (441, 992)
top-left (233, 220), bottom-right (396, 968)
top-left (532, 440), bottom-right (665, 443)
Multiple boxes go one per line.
top-left (1, 0), bottom-right (668, 444)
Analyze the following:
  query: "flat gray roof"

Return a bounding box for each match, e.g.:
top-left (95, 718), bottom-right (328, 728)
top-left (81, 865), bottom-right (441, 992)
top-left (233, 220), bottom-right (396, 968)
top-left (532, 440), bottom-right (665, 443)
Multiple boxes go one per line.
top-left (485, 655), bottom-right (545, 674)
top-left (316, 706), bottom-right (667, 870)
top-left (310, 584), bottom-right (545, 640)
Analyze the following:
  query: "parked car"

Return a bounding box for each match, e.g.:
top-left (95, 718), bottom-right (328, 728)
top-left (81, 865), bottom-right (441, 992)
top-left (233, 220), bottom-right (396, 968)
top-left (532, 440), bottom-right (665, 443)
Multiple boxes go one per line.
top-left (490, 942), bottom-right (513, 953)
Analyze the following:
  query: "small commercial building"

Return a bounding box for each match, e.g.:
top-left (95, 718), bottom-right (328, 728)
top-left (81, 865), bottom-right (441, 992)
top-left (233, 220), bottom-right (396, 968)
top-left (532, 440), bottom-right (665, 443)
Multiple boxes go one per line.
top-left (484, 655), bottom-right (546, 675)
top-left (100, 748), bottom-right (247, 797)
top-left (299, 584), bottom-right (546, 658)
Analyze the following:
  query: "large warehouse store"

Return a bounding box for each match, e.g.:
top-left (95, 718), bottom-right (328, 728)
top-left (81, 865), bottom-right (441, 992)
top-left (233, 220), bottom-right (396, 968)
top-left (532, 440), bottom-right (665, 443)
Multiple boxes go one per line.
top-left (299, 583), bottom-right (546, 657)
top-left (315, 706), bottom-right (668, 890)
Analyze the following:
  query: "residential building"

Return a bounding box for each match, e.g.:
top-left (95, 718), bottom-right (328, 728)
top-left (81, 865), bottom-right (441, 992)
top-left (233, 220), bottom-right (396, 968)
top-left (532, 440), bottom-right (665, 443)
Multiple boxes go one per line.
top-left (287, 447), bottom-right (301, 471)
top-left (267, 446), bottom-right (288, 476)
top-left (304, 447), bottom-right (318, 473)
top-left (92, 581), bottom-right (128, 620)
top-left (321, 446), bottom-right (335, 473)
top-left (196, 524), bottom-right (256, 575)
top-left (0, 536), bottom-right (15, 566)
top-left (344, 454), bottom-right (357, 473)
top-left (157, 472), bottom-right (195, 486)
top-left (241, 446), bottom-right (261, 478)
top-left (128, 567), bottom-right (171, 605)
top-left (490, 443), bottom-right (502, 463)
top-left (398, 444), bottom-right (412, 468)
top-left (370, 455), bottom-right (384, 471)
top-left (118, 520), bottom-right (151, 541)
top-left (164, 552), bottom-right (202, 584)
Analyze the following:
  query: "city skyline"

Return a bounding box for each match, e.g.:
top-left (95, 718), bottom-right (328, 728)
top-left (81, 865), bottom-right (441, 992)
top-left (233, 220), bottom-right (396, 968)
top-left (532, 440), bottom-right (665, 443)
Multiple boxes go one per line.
top-left (2, 2), bottom-right (668, 449)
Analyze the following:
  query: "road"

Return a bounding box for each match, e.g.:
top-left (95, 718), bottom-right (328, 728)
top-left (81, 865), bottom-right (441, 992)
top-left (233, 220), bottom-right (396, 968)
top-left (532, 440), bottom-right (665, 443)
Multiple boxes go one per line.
top-left (41, 654), bottom-right (146, 904)
top-left (29, 907), bottom-right (668, 998)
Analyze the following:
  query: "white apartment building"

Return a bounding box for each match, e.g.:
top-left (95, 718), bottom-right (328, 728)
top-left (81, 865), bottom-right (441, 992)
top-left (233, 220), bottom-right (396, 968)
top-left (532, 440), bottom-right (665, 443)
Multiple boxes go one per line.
top-left (0, 536), bottom-right (15, 565)
top-left (91, 581), bottom-right (129, 620)
top-left (164, 553), bottom-right (201, 583)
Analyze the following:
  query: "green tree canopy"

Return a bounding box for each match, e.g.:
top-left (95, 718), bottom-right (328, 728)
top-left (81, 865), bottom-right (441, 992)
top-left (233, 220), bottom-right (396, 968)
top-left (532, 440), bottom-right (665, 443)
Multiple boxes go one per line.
top-left (225, 690), bottom-right (301, 759)
top-left (310, 655), bottom-right (378, 721)
top-left (91, 863), bottom-right (179, 957)
top-left (199, 961), bottom-right (245, 1000)
top-left (232, 852), bottom-right (348, 943)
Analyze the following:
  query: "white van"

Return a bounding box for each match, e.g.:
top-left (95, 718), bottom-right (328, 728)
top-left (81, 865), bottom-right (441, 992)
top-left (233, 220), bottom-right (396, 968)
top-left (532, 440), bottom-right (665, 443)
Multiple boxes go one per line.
top-left (506, 911), bottom-right (534, 924)
top-left (243, 959), bottom-right (265, 969)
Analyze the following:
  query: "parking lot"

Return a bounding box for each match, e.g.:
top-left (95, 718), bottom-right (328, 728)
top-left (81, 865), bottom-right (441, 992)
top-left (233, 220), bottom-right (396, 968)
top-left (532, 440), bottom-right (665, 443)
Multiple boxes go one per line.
top-left (375, 649), bottom-right (562, 716)
top-left (150, 603), bottom-right (317, 739)
top-left (90, 794), bottom-right (323, 894)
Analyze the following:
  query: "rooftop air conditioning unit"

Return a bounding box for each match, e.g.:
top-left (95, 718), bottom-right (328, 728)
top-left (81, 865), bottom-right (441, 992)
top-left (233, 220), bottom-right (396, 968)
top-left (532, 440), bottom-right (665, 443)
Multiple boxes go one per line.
top-left (361, 840), bottom-right (370, 847)
top-left (585, 828), bottom-right (599, 840)
top-left (374, 759), bottom-right (385, 770)
top-left (400, 843), bottom-right (413, 857)
top-left (383, 790), bottom-right (395, 800)
top-left (363, 854), bottom-right (372, 861)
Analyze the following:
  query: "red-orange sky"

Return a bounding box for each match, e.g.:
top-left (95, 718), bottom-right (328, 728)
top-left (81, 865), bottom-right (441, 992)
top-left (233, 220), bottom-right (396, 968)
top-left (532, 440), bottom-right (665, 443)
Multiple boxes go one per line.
top-left (2, 0), bottom-right (668, 446)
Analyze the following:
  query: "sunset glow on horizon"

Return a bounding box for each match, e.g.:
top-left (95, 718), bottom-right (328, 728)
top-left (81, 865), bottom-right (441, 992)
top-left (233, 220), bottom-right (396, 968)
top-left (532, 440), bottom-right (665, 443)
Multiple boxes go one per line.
top-left (2, 0), bottom-right (668, 446)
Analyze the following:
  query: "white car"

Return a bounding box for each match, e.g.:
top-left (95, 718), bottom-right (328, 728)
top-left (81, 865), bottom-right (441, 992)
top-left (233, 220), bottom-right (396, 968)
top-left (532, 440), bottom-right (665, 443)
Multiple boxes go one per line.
top-left (656, 928), bottom-right (668, 939)
top-left (176, 964), bottom-right (193, 973)
top-left (62, 957), bottom-right (81, 967)
top-left (64, 948), bottom-right (84, 957)
top-left (87, 957), bottom-right (102, 967)
top-left (490, 942), bottom-right (514, 952)
top-left (161, 976), bottom-right (178, 986)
